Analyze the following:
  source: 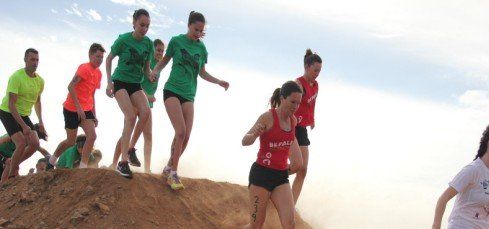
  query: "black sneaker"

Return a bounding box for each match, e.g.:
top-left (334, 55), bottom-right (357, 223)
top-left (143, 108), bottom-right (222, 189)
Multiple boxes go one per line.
top-left (117, 161), bottom-right (133, 178)
top-left (128, 148), bottom-right (141, 167)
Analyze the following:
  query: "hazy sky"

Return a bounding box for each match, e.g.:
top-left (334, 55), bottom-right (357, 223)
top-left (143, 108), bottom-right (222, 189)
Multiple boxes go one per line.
top-left (1, 1), bottom-right (489, 228)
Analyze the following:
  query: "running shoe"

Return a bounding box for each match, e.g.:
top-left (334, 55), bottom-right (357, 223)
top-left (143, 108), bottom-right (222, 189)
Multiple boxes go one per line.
top-left (128, 148), bottom-right (141, 167)
top-left (167, 173), bottom-right (185, 190)
top-left (117, 161), bottom-right (133, 178)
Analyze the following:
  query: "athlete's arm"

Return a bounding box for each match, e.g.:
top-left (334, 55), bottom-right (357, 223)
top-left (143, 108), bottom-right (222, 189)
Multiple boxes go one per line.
top-left (34, 87), bottom-right (47, 136)
top-left (199, 66), bottom-right (229, 90)
top-left (288, 138), bottom-right (303, 174)
top-left (68, 74), bottom-right (86, 120)
top-left (144, 60), bottom-right (154, 82)
top-left (242, 112), bottom-right (271, 146)
top-left (92, 90), bottom-right (98, 127)
top-left (432, 187), bottom-right (457, 229)
top-left (105, 54), bottom-right (116, 97)
top-left (37, 147), bottom-right (50, 157)
top-left (151, 55), bottom-right (171, 79)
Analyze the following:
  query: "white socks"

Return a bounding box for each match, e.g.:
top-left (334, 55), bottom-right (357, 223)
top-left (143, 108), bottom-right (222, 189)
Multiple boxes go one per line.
top-left (49, 155), bottom-right (58, 166)
top-left (79, 162), bottom-right (88, 169)
top-left (163, 165), bottom-right (171, 172)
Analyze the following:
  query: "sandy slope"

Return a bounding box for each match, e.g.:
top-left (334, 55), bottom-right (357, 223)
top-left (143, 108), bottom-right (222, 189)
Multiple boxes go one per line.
top-left (0, 169), bottom-right (312, 228)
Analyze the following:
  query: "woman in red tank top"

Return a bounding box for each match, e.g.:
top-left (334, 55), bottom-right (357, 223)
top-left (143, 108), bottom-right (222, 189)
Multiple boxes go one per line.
top-left (242, 81), bottom-right (303, 229)
top-left (292, 49), bottom-right (322, 205)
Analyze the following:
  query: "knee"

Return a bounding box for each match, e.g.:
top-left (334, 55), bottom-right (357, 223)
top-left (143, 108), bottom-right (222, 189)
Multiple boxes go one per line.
top-left (27, 137), bottom-right (39, 149)
top-left (66, 136), bottom-right (77, 146)
top-left (15, 137), bottom-right (27, 149)
top-left (175, 129), bottom-right (186, 141)
top-left (282, 218), bottom-right (296, 229)
top-left (297, 167), bottom-right (308, 178)
top-left (139, 108), bottom-right (150, 121)
top-left (125, 113), bottom-right (137, 125)
top-left (86, 132), bottom-right (97, 143)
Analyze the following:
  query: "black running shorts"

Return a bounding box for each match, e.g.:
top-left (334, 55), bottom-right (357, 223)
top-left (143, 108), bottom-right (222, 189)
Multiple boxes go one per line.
top-left (113, 80), bottom-right (142, 97)
top-left (63, 108), bottom-right (96, 129)
top-left (295, 126), bottom-right (310, 146)
top-left (0, 109), bottom-right (34, 136)
top-left (163, 89), bottom-right (191, 104)
top-left (248, 162), bottom-right (289, 192)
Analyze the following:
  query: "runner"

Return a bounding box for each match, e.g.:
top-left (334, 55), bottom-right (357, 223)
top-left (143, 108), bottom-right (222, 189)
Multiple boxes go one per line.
top-left (106, 9), bottom-right (154, 178)
top-left (109, 39), bottom-right (165, 173)
top-left (0, 124), bottom-right (50, 183)
top-left (242, 81), bottom-right (303, 228)
top-left (432, 125), bottom-right (489, 229)
top-left (56, 135), bottom-right (100, 169)
top-left (151, 11), bottom-right (229, 189)
top-left (291, 49), bottom-right (322, 204)
top-left (0, 48), bottom-right (47, 183)
top-left (35, 157), bottom-right (48, 173)
top-left (49, 43), bottom-right (105, 169)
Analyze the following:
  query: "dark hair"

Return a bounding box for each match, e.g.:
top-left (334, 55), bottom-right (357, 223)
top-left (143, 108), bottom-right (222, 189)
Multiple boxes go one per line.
top-left (153, 39), bottom-right (164, 47)
top-left (304, 49), bottom-right (322, 67)
top-left (24, 48), bottom-right (38, 58)
top-left (89, 43), bottom-right (105, 55)
top-left (475, 125), bottom-right (489, 160)
top-left (76, 135), bottom-right (87, 148)
top-left (133, 9), bottom-right (150, 22)
top-left (270, 81), bottom-right (302, 108)
top-left (37, 158), bottom-right (47, 164)
top-left (188, 11), bottom-right (205, 25)
top-left (33, 123), bottom-right (47, 141)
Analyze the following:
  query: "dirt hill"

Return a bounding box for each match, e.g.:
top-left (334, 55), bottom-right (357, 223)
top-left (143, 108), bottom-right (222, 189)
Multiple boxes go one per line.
top-left (0, 169), bottom-right (312, 228)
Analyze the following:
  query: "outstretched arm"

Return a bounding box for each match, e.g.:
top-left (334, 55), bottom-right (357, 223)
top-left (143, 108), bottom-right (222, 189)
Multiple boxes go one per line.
top-left (199, 66), bottom-right (229, 90)
top-left (432, 187), bottom-right (457, 229)
top-left (242, 112), bottom-right (270, 146)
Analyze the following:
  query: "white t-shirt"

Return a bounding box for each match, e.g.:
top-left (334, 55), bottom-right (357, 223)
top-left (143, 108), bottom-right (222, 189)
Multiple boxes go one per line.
top-left (448, 158), bottom-right (489, 229)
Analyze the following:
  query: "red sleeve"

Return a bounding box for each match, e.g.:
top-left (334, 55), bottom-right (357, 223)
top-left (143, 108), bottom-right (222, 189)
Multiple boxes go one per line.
top-left (96, 70), bottom-right (102, 89)
top-left (76, 64), bottom-right (88, 80)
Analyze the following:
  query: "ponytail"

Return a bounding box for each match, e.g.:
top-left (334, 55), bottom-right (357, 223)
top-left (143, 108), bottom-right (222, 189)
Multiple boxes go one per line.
top-left (304, 48), bottom-right (322, 67)
top-left (270, 88), bottom-right (281, 108)
top-left (269, 81), bottom-right (302, 108)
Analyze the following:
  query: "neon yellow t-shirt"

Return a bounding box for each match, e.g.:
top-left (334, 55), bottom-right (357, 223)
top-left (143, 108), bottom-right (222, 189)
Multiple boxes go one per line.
top-left (0, 68), bottom-right (44, 116)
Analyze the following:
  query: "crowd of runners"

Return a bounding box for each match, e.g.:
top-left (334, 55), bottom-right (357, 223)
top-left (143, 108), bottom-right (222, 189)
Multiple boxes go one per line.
top-left (0, 8), bottom-right (324, 228)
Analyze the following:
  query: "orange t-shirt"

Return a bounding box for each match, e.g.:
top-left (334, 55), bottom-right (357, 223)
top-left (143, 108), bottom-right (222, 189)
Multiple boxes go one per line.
top-left (63, 63), bottom-right (102, 112)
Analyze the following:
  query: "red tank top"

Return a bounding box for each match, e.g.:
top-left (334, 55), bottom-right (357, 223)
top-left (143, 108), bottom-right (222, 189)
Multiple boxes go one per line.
top-left (294, 76), bottom-right (318, 127)
top-left (256, 109), bottom-right (296, 170)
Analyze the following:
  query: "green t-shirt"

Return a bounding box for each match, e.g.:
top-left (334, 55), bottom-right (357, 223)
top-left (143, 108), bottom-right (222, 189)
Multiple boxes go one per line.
top-left (57, 146), bottom-right (80, 169)
top-left (164, 34), bottom-right (208, 102)
top-left (0, 68), bottom-right (44, 116)
top-left (111, 32), bottom-right (154, 84)
top-left (0, 134), bottom-right (16, 158)
top-left (141, 57), bottom-right (160, 108)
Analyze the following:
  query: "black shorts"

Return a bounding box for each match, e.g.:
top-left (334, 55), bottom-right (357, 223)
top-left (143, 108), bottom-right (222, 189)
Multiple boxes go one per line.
top-left (63, 108), bottom-right (96, 130)
top-left (295, 126), bottom-right (310, 146)
top-left (114, 80), bottom-right (142, 96)
top-left (248, 162), bottom-right (289, 192)
top-left (0, 109), bottom-right (34, 136)
top-left (163, 89), bottom-right (191, 104)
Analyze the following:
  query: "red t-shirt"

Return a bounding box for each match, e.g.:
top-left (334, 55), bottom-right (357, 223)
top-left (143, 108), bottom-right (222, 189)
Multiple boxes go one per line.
top-left (256, 109), bottom-right (296, 170)
top-left (294, 76), bottom-right (318, 127)
top-left (63, 63), bottom-right (102, 112)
